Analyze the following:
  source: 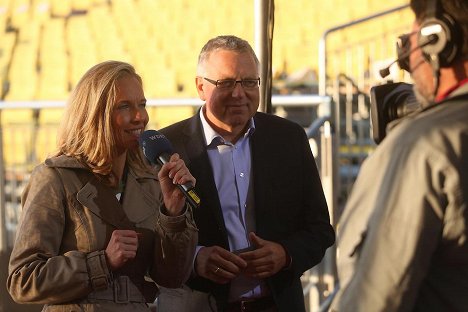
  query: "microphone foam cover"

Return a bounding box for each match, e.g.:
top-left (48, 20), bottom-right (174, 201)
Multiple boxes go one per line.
top-left (379, 67), bottom-right (390, 79)
top-left (139, 130), bottom-right (173, 165)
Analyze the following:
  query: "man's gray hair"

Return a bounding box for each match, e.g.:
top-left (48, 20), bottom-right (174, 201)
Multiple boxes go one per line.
top-left (196, 35), bottom-right (260, 76)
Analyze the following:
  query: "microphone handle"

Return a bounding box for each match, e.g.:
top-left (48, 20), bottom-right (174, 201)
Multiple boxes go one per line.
top-left (157, 153), bottom-right (200, 209)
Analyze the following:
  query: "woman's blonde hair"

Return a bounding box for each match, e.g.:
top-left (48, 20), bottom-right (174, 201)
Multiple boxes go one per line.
top-left (56, 60), bottom-right (150, 179)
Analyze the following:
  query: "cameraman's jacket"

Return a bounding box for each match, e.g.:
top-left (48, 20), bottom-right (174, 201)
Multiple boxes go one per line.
top-left (331, 83), bottom-right (468, 312)
top-left (7, 155), bottom-right (198, 312)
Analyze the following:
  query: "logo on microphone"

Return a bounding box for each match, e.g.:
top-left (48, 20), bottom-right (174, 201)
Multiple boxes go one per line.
top-left (148, 134), bottom-right (166, 141)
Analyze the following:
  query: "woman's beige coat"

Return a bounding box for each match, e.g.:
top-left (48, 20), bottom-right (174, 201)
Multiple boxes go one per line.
top-left (7, 155), bottom-right (198, 311)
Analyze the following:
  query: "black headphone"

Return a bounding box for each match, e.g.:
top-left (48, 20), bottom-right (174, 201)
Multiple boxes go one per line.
top-left (418, 0), bottom-right (462, 68)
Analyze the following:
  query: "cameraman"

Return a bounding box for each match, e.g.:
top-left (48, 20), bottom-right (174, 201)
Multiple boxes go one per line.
top-left (330, 0), bottom-right (468, 311)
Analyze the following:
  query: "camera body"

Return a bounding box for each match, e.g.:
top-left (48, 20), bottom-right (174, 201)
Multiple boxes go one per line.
top-left (370, 82), bottom-right (420, 144)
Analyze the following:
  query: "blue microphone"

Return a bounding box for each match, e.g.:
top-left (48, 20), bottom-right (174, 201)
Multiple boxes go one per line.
top-left (139, 130), bottom-right (200, 209)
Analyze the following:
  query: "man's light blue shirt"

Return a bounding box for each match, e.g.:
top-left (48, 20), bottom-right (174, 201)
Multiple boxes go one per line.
top-left (196, 108), bottom-right (267, 300)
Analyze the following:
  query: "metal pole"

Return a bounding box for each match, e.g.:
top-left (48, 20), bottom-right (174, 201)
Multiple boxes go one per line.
top-left (0, 124), bottom-right (7, 253)
top-left (254, 0), bottom-right (273, 113)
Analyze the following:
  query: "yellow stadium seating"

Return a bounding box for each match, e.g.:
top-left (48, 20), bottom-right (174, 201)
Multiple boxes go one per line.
top-left (72, 0), bottom-right (91, 12)
top-left (0, 109), bottom-right (35, 166)
top-left (50, 0), bottom-right (70, 17)
top-left (66, 14), bottom-right (98, 86)
top-left (0, 1), bottom-right (7, 31)
top-left (32, 0), bottom-right (51, 23)
top-left (0, 32), bottom-right (16, 98)
top-left (0, 0), bottom-right (411, 168)
top-left (37, 18), bottom-right (68, 100)
top-left (35, 108), bottom-right (62, 163)
top-left (0, 0), bottom-right (410, 102)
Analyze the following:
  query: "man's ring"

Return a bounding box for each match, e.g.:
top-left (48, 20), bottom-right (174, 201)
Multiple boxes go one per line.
top-left (214, 267), bottom-right (221, 274)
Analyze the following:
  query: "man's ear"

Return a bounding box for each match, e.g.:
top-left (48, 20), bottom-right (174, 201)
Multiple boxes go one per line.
top-left (195, 76), bottom-right (206, 101)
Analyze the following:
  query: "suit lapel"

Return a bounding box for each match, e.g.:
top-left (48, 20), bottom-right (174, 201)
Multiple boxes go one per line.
top-left (182, 115), bottom-right (228, 237)
top-left (250, 114), bottom-right (271, 220)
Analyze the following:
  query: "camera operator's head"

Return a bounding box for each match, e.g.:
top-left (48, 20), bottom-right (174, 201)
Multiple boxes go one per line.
top-left (408, 0), bottom-right (468, 105)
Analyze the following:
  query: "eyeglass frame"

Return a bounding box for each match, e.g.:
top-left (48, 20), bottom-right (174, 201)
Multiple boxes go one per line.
top-left (396, 30), bottom-right (419, 72)
top-left (202, 77), bottom-right (261, 90)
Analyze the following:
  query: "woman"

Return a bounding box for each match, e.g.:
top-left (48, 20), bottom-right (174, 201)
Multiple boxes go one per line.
top-left (7, 60), bottom-right (198, 311)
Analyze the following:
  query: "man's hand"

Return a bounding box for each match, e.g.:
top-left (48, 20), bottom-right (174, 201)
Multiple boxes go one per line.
top-left (238, 232), bottom-right (288, 279)
top-left (105, 230), bottom-right (139, 270)
top-left (195, 246), bottom-right (247, 284)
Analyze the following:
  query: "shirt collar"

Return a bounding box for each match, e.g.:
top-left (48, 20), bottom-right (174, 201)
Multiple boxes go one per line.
top-left (199, 106), bottom-right (255, 146)
top-left (436, 78), bottom-right (468, 102)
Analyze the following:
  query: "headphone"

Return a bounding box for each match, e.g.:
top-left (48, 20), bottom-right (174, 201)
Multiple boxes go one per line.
top-left (417, 0), bottom-right (462, 68)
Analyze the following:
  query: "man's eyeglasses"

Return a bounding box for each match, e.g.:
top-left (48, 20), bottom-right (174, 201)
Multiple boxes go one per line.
top-left (396, 30), bottom-right (438, 72)
top-left (203, 77), bottom-right (260, 90)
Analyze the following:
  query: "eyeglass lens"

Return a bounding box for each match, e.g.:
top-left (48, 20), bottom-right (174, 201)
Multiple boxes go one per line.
top-left (396, 33), bottom-right (411, 72)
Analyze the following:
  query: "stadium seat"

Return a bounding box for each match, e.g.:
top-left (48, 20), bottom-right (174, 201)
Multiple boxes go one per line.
top-left (32, 0), bottom-right (51, 23)
top-left (51, 0), bottom-right (70, 17)
top-left (0, 2), bottom-right (8, 31)
top-left (72, 0), bottom-right (91, 12)
top-left (37, 18), bottom-right (68, 100)
top-left (0, 32), bottom-right (16, 99)
top-left (66, 14), bottom-right (98, 87)
top-left (0, 109), bottom-right (35, 167)
top-left (34, 107), bottom-right (64, 163)
top-left (9, 0), bottom-right (30, 29)
top-left (5, 46), bottom-right (38, 101)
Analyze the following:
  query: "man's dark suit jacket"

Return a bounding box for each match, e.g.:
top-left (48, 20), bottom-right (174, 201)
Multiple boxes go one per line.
top-left (160, 111), bottom-right (335, 312)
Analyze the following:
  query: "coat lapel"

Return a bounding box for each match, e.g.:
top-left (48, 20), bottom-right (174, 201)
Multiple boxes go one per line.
top-left (121, 170), bottom-right (158, 223)
top-left (77, 177), bottom-right (135, 230)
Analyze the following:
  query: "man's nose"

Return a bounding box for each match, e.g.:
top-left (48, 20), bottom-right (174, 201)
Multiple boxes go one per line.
top-left (231, 81), bottom-right (246, 97)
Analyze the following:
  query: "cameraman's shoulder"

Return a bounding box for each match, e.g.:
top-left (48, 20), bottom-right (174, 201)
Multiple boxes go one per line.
top-left (383, 101), bottom-right (468, 159)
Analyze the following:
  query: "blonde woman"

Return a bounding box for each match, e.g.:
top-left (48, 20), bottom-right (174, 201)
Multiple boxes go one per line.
top-left (7, 60), bottom-right (197, 311)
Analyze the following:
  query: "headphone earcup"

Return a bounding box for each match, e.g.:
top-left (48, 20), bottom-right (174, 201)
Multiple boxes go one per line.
top-left (418, 14), bottom-right (461, 67)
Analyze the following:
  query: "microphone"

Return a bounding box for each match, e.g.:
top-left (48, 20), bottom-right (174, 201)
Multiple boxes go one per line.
top-left (139, 129), bottom-right (200, 209)
top-left (379, 45), bottom-right (418, 78)
top-left (379, 34), bottom-right (437, 78)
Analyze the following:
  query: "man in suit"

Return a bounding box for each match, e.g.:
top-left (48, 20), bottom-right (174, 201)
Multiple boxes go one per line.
top-left (157, 35), bottom-right (335, 312)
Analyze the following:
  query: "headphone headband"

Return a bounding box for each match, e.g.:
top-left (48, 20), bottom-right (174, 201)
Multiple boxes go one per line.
top-left (426, 0), bottom-right (438, 20)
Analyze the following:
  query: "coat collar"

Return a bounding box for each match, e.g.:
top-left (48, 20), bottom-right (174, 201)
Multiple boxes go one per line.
top-left (45, 154), bottom-right (89, 169)
top-left (45, 154), bottom-right (156, 180)
top-left (46, 155), bottom-right (158, 229)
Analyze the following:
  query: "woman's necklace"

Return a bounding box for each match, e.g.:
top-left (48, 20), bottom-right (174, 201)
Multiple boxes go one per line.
top-left (114, 166), bottom-right (128, 202)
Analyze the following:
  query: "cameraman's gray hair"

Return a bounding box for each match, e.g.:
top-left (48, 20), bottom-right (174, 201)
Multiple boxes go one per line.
top-left (196, 35), bottom-right (260, 76)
